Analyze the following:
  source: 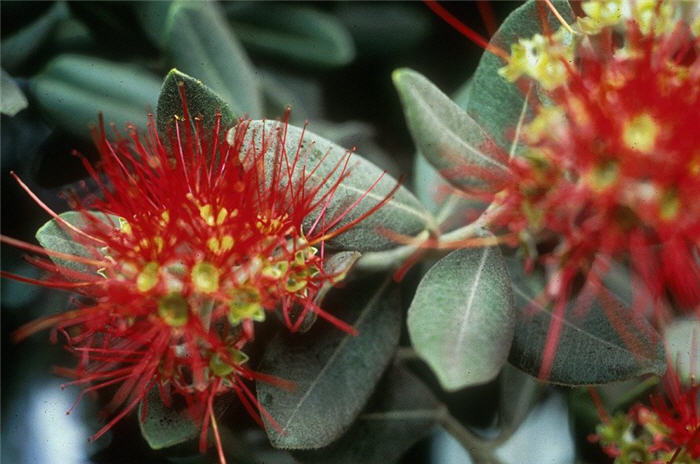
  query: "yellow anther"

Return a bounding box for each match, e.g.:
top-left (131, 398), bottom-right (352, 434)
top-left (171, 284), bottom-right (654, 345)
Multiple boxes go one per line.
top-left (587, 160), bottom-right (619, 192)
top-left (118, 217), bottom-right (132, 235)
top-left (228, 287), bottom-right (265, 325)
top-left (285, 269), bottom-right (309, 293)
top-left (261, 261), bottom-right (289, 280)
top-left (137, 262), bottom-right (160, 292)
top-left (209, 349), bottom-right (249, 377)
top-left (191, 261), bottom-right (220, 294)
top-left (220, 235), bottom-right (234, 252)
top-left (216, 207), bottom-right (228, 225)
top-left (153, 236), bottom-right (164, 253)
top-left (578, 0), bottom-right (623, 34)
top-left (157, 293), bottom-right (189, 327)
top-left (161, 210), bottom-right (170, 224)
top-left (659, 189), bottom-right (680, 221)
top-left (623, 113), bottom-right (659, 154)
top-left (207, 237), bottom-right (220, 253)
top-left (199, 204), bottom-right (215, 226)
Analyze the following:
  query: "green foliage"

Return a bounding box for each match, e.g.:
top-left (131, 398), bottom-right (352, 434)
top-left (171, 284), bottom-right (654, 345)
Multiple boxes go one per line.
top-left (235, 120), bottom-right (434, 251)
top-left (465, 0), bottom-right (574, 149)
top-left (29, 54), bottom-right (160, 138)
top-left (294, 365), bottom-right (441, 463)
top-left (256, 279), bottom-right (402, 449)
top-left (408, 245), bottom-right (514, 391)
top-left (507, 260), bottom-right (667, 385)
top-left (393, 68), bottom-right (510, 194)
top-left (156, 69), bottom-right (236, 135)
top-left (227, 4), bottom-right (355, 68)
top-left (137, 1), bottom-right (261, 118)
top-left (35, 211), bottom-right (118, 275)
top-left (138, 387), bottom-right (199, 450)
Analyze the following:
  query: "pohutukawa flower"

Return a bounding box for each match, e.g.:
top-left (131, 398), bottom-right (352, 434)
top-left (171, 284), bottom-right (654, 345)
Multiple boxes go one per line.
top-left (592, 363), bottom-right (699, 463)
top-left (2, 87), bottom-right (394, 462)
top-left (481, 0), bottom-right (700, 377)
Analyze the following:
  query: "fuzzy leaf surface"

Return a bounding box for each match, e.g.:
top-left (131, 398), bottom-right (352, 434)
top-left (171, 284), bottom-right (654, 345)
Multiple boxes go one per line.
top-left (228, 5), bottom-right (355, 67)
top-left (35, 211), bottom-right (119, 275)
top-left (29, 54), bottom-right (160, 138)
top-left (466, 0), bottom-right (574, 149)
top-left (161, 1), bottom-right (261, 117)
top-left (294, 364), bottom-right (441, 463)
top-left (138, 387), bottom-right (199, 450)
top-left (507, 260), bottom-right (666, 385)
top-left (408, 245), bottom-right (515, 391)
top-left (156, 68), bottom-right (236, 135)
top-left (257, 278), bottom-right (402, 449)
top-left (394, 68), bottom-right (510, 193)
top-left (234, 121), bottom-right (434, 251)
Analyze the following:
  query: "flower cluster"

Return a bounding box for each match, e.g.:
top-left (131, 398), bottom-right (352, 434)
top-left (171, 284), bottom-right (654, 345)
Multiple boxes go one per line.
top-left (6, 90), bottom-right (383, 461)
top-left (593, 367), bottom-right (699, 463)
top-left (490, 0), bottom-right (700, 376)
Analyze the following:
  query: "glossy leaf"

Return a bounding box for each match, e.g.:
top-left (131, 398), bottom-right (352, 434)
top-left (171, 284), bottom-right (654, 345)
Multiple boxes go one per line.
top-left (233, 121), bottom-right (434, 251)
top-left (408, 245), bottom-right (515, 391)
top-left (294, 365), bottom-right (441, 463)
top-left (393, 68), bottom-right (510, 194)
top-left (138, 387), bottom-right (198, 450)
top-left (159, 1), bottom-right (262, 117)
top-left (466, 0), bottom-right (574, 149)
top-left (256, 278), bottom-right (402, 449)
top-left (1, 69), bottom-right (28, 116)
top-left (29, 54), bottom-right (160, 138)
top-left (156, 69), bottom-right (236, 135)
top-left (35, 211), bottom-right (118, 275)
top-left (507, 260), bottom-right (667, 385)
top-left (228, 5), bottom-right (355, 67)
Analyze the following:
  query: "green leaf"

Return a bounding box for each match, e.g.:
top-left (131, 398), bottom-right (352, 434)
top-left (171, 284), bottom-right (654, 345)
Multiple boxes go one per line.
top-left (407, 245), bottom-right (515, 391)
top-left (497, 364), bottom-right (539, 439)
top-left (293, 364), bottom-right (441, 463)
top-left (28, 54), bottom-right (160, 138)
top-left (507, 260), bottom-right (667, 385)
top-left (465, 0), bottom-right (574, 149)
top-left (228, 5), bottom-right (355, 68)
top-left (335, 3), bottom-right (431, 57)
top-left (138, 387), bottom-right (198, 450)
top-left (664, 317), bottom-right (700, 384)
top-left (156, 69), bottom-right (236, 135)
top-left (35, 211), bottom-right (119, 275)
top-left (155, 1), bottom-right (261, 117)
top-left (393, 68), bottom-right (510, 194)
top-left (1, 69), bottom-right (28, 116)
top-left (232, 121), bottom-right (434, 251)
top-left (1, 2), bottom-right (69, 72)
top-left (256, 278), bottom-right (402, 449)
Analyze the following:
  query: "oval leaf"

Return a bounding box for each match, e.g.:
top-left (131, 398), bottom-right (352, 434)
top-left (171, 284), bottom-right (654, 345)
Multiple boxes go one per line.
top-left (232, 120), bottom-right (434, 251)
top-left (294, 364), bottom-right (441, 464)
top-left (1, 69), bottom-right (28, 116)
top-left (228, 5), bottom-right (355, 68)
top-left (162, 1), bottom-right (262, 117)
top-left (664, 317), bottom-right (700, 384)
top-left (35, 211), bottom-right (119, 275)
top-left (156, 68), bottom-right (236, 135)
top-left (507, 259), bottom-right (667, 385)
top-left (29, 54), bottom-right (161, 138)
top-left (256, 278), bottom-right (402, 449)
top-left (408, 245), bottom-right (515, 391)
top-left (393, 68), bottom-right (510, 194)
top-left (466, 0), bottom-right (574, 149)
top-left (138, 387), bottom-right (198, 450)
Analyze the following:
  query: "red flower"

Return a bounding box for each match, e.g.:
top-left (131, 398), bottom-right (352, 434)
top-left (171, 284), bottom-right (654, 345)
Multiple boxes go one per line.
top-left (2, 88), bottom-right (392, 462)
top-left (483, 1), bottom-right (700, 378)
